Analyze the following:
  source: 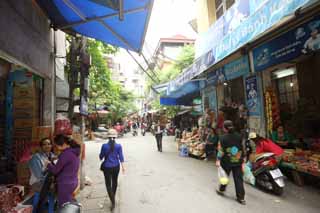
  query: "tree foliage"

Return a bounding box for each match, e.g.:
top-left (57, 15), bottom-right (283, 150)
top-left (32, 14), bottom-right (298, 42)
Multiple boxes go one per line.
top-left (147, 45), bottom-right (195, 117)
top-left (86, 39), bottom-right (137, 121)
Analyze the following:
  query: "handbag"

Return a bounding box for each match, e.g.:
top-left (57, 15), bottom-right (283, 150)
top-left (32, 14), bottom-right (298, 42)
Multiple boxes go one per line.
top-left (100, 150), bottom-right (111, 171)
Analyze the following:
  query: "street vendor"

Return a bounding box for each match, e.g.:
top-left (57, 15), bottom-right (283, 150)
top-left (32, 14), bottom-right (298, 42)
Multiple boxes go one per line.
top-left (204, 128), bottom-right (219, 161)
top-left (249, 132), bottom-right (284, 162)
top-left (47, 134), bottom-right (81, 208)
top-left (28, 138), bottom-right (56, 192)
top-left (271, 125), bottom-right (293, 149)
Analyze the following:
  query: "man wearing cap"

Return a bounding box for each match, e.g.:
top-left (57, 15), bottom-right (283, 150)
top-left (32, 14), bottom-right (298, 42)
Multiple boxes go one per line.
top-left (216, 120), bottom-right (246, 205)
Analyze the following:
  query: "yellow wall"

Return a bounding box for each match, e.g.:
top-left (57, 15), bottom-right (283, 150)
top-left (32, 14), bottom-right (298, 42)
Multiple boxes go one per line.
top-left (196, 0), bottom-right (217, 33)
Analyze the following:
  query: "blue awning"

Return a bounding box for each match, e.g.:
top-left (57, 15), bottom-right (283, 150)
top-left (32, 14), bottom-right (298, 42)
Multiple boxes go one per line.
top-left (36, 0), bottom-right (154, 52)
top-left (160, 80), bottom-right (206, 106)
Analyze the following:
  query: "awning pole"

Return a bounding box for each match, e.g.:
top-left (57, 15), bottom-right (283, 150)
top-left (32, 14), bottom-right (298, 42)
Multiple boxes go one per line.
top-left (119, 0), bottom-right (124, 21)
top-left (59, 6), bottom-right (147, 29)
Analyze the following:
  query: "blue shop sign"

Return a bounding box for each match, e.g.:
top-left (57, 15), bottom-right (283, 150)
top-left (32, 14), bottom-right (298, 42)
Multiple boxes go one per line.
top-left (208, 56), bottom-right (250, 85)
top-left (253, 16), bottom-right (320, 71)
top-left (195, 0), bottom-right (250, 58)
top-left (196, 0), bottom-right (310, 64)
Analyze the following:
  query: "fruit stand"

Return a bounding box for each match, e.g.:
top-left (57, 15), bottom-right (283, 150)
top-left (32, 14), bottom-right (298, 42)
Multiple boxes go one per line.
top-left (281, 147), bottom-right (320, 186)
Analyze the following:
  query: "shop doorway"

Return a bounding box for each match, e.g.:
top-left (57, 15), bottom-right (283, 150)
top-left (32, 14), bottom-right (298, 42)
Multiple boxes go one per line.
top-left (272, 67), bottom-right (299, 125)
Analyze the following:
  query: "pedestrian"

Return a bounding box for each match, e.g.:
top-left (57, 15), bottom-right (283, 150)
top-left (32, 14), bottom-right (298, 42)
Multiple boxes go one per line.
top-left (216, 120), bottom-right (246, 205)
top-left (47, 134), bottom-right (81, 208)
top-left (99, 129), bottom-right (125, 210)
top-left (204, 128), bottom-right (219, 161)
top-left (154, 121), bottom-right (164, 152)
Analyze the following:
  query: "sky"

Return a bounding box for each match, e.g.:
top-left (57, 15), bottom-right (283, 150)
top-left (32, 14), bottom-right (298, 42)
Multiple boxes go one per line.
top-left (115, 0), bottom-right (197, 75)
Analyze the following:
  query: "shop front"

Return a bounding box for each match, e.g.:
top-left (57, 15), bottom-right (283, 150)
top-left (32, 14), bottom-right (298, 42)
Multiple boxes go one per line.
top-left (252, 15), bottom-right (320, 184)
top-left (207, 55), bottom-right (251, 132)
top-left (0, 57), bottom-right (50, 188)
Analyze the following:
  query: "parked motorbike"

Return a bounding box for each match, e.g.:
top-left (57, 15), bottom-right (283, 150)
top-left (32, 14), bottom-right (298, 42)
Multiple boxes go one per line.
top-left (252, 152), bottom-right (285, 195)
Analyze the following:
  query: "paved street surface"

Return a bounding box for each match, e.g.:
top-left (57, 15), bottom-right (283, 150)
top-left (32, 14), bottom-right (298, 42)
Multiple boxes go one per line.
top-left (80, 132), bottom-right (320, 213)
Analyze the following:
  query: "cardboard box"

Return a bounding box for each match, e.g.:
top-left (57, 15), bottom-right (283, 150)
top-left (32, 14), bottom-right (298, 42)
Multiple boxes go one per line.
top-left (13, 98), bottom-right (35, 109)
top-left (16, 162), bottom-right (30, 180)
top-left (13, 85), bottom-right (35, 99)
top-left (14, 119), bottom-right (34, 128)
top-left (13, 128), bottom-right (33, 138)
top-left (31, 126), bottom-right (52, 141)
top-left (13, 109), bottom-right (34, 119)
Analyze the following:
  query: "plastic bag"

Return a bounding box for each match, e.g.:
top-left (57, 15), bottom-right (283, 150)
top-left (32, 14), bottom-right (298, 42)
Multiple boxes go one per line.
top-left (243, 162), bottom-right (255, 185)
top-left (218, 167), bottom-right (229, 185)
top-left (179, 144), bottom-right (189, 157)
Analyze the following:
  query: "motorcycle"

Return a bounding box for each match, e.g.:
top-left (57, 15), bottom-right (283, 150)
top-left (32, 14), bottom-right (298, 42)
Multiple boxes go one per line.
top-left (252, 152), bottom-right (285, 195)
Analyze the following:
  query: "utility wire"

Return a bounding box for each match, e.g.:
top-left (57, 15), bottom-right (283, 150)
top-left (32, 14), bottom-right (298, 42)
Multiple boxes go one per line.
top-left (126, 50), bottom-right (159, 84)
top-left (141, 53), bottom-right (160, 82)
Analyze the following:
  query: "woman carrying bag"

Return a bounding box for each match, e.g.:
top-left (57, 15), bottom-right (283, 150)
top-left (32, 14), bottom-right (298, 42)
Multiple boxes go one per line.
top-left (99, 129), bottom-right (125, 211)
top-left (215, 120), bottom-right (246, 205)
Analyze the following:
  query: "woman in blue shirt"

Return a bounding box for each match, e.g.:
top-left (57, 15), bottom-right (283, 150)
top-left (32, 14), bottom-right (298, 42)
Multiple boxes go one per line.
top-left (99, 129), bottom-right (125, 210)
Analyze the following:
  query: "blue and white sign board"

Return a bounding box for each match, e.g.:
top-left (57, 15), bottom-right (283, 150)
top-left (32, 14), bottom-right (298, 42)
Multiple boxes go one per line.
top-left (245, 75), bottom-right (261, 116)
top-left (195, 0), bottom-right (311, 63)
top-left (253, 16), bottom-right (320, 71)
top-left (195, 0), bottom-right (251, 58)
top-left (207, 56), bottom-right (250, 85)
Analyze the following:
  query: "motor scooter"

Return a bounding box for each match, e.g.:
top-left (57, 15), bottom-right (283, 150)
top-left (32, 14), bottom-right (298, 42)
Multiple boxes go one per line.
top-left (252, 152), bottom-right (285, 195)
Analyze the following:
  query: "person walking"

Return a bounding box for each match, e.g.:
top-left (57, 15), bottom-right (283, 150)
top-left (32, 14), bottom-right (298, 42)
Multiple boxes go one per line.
top-left (99, 129), bottom-right (125, 210)
top-left (216, 120), bottom-right (246, 205)
top-left (154, 121), bottom-right (164, 152)
top-left (46, 134), bottom-right (81, 208)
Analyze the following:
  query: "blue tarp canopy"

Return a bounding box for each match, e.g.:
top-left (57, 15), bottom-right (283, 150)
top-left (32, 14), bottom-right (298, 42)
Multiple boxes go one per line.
top-left (160, 80), bottom-right (205, 106)
top-left (36, 0), bottom-right (154, 52)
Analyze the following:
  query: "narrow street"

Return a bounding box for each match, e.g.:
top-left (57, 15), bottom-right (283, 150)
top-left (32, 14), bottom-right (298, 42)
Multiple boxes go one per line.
top-left (81, 132), bottom-right (320, 213)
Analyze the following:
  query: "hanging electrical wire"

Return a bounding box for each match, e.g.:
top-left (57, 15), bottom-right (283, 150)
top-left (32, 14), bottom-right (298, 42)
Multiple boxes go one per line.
top-left (126, 50), bottom-right (159, 83)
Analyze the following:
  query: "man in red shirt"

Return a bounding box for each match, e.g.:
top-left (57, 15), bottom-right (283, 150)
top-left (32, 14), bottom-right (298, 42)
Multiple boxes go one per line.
top-left (249, 132), bottom-right (284, 161)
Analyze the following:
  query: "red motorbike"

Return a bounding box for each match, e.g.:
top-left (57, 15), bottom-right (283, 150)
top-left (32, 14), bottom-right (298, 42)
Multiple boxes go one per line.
top-left (252, 153), bottom-right (285, 195)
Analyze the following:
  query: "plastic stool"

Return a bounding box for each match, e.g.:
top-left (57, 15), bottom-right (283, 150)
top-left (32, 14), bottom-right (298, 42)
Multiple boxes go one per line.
top-left (32, 192), bottom-right (55, 213)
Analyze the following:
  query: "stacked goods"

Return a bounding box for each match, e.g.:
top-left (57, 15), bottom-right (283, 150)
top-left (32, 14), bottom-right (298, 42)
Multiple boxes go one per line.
top-left (282, 149), bottom-right (320, 176)
top-left (282, 149), bottom-right (295, 162)
top-left (0, 185), bottom-right (24, 212)
top-left (189, 141), bottom-right (205, 157)
top-left (13, 73), bottom-right (36, 141)
top-left (31, 126), bottom-right (52, 153)
top-left (16, 162), bottom-right (30, 191)
top-left (8, 204), bottom-right (33, 213)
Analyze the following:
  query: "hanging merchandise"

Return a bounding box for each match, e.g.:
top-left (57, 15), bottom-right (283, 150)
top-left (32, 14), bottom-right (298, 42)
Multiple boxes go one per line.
top-left (54, 115), bottom-right (73, 136)
top-left (265, 88), bottom-right (280, 135)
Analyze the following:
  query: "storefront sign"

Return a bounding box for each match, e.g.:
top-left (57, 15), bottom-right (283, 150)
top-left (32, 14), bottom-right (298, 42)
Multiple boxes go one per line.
top-left (245, 75), bottom-right (261, 116)
top-left (167, 49), bottom-right (214, 94)
top-left (195, 0), bottom-right (251, 58)
top-left (195, 0), bottom-right (310, 66)
top-left (253, 16), bottom-right (320, 71)
top-left (207, 56), bottom-right (250, 85)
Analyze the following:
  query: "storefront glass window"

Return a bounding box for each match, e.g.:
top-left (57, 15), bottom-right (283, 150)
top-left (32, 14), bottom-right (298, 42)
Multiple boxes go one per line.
top-left (274, 73), bottom-right (299, 113)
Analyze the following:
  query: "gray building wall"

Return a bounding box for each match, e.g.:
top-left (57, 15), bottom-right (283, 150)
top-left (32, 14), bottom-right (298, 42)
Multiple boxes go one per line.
top-left (0, 0), bottom-right (55, 126)
top-left (0, 0), bottom-right (53, 78)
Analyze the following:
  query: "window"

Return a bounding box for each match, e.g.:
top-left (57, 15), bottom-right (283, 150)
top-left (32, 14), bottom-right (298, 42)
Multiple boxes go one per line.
top-left (275, 74), bottom-right (299, 113)
top-left (215, 0), bottom-right (235, 20)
